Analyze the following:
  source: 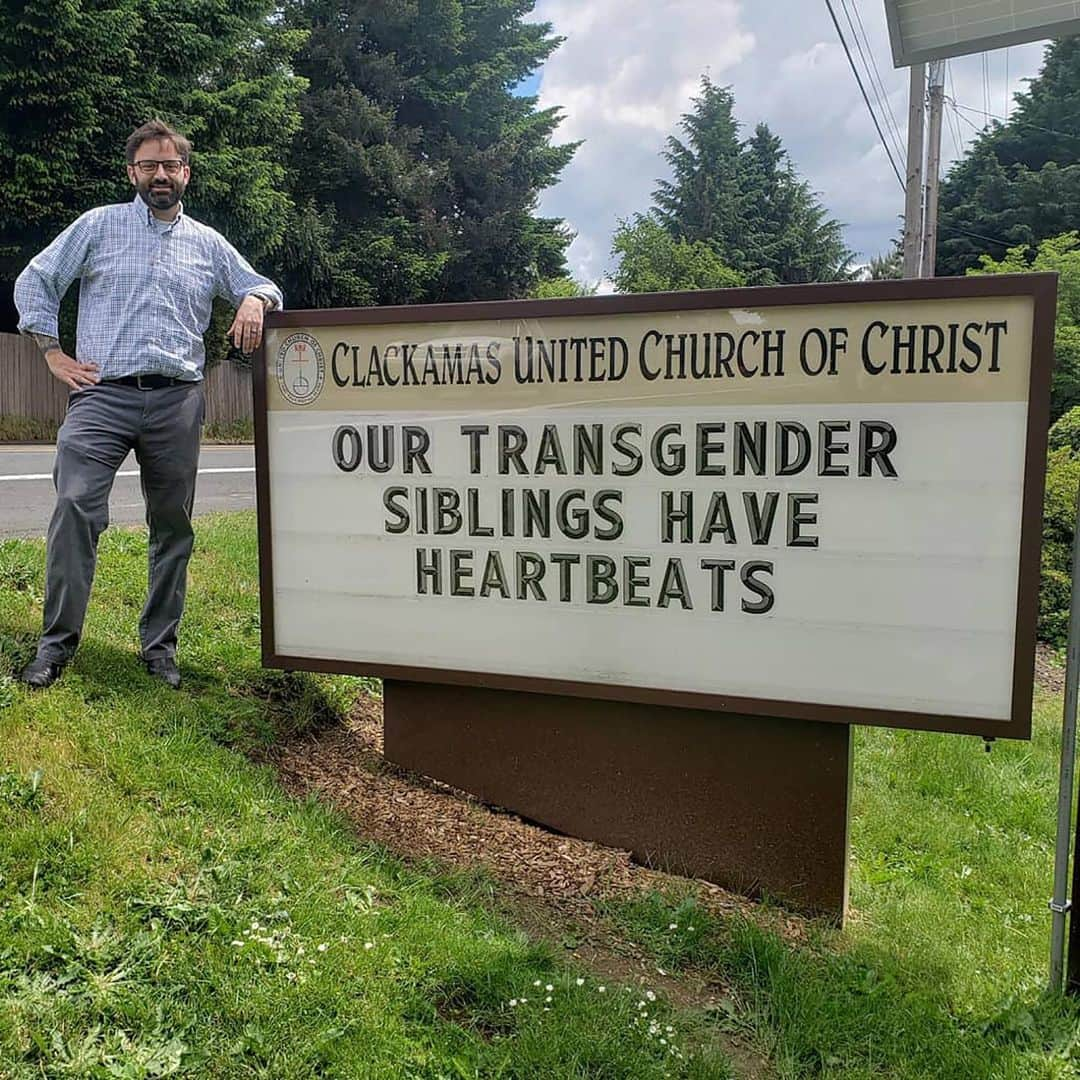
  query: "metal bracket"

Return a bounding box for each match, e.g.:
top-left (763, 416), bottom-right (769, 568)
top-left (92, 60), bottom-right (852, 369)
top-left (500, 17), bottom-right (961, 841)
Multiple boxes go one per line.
top-left (1050, 898), bottom-right (1073, 915)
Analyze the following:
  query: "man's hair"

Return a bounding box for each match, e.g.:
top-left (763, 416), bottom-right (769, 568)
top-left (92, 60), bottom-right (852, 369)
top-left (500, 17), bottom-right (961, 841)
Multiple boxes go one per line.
top-left (126, 120), bottom-right (192, 164)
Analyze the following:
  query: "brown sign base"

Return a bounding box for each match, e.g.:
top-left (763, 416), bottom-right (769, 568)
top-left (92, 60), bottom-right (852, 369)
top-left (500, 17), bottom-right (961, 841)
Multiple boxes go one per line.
top-left (383, 680), bottom-right (852, 920)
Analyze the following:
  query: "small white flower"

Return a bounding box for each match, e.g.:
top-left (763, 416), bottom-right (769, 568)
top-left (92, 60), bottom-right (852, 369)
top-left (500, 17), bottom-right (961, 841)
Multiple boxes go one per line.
top-left (645, 990), bottom-right (656, 1001)
top-left (364, 941), bottom-right (374, 950)
top-left (598, 986), bottom-right (606, 993)
top-left (668, 923), bottom-right (678, 930)
top-left (687, 926), bottom-right (695, 932)
top-left (545, 984), bottom-right (553, 992)
top-left (533, 979), bottom-right (542, 987)
top-left (545, 995), bottom-right (552, 1003)
top-left (317, 943), bottom-right (328, 952)
top-left (576, 977), bottom-right (585, 986)
top-left (509, 999), bottom-right (518, 1007)
top-left (231, 940), bottom-right (243, 947)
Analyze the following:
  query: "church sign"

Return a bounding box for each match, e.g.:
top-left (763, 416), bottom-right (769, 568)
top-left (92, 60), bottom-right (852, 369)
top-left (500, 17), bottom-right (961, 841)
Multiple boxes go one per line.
top-left (255, 275), bottom-right (1054, 742)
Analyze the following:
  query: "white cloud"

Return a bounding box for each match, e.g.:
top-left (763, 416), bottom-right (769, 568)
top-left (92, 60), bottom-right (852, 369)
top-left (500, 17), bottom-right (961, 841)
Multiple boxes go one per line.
top-left (534, 0), bottom-right (754, 284)
top-left (533, 0), bottom-right (1047, 282)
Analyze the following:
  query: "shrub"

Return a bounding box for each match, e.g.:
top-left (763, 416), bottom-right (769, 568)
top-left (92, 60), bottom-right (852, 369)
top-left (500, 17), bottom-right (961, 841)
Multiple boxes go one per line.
top-left (1040, 447), bottom-right (1080, 645)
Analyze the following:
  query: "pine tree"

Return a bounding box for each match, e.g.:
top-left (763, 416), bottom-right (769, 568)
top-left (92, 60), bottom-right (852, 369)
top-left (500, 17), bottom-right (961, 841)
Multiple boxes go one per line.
top-left (647, 78), bottom-right (853, 285)
top-left (937, 38), bottom-right (1080, 276)
top-left (0, 0), bottom-right (305, 280)
top-left (281, 0), bottom-right (576, 308)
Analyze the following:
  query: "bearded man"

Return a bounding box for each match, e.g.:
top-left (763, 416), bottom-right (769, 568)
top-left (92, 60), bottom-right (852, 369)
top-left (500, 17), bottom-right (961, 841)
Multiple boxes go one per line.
top-left (14, 119), bottom-right (283, 690)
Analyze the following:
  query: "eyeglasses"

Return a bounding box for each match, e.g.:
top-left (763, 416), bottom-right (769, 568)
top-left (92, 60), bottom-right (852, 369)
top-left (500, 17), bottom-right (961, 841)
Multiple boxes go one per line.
top-left (133, 159), bottom-right (185, 175)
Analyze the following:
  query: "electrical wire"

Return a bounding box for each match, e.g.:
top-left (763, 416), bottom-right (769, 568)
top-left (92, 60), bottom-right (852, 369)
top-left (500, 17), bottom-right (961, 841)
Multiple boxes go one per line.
top-left (823, 0), bottom-right (905, 189)
top-left (840, 0), bottom-right (905, 165)
top-left (1005, 46), bottom-right (1010, 122)
top-left (953, 100), bottom-right (1080, 140)
top-left (943, 61), bottom-right (964, 159)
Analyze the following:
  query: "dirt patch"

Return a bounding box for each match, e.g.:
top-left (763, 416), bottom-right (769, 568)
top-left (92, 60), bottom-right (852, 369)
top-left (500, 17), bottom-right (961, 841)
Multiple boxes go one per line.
top-left (266, 693), bottom-right (786, 1078)
top-left (1036, 642), bottom-right (1066, 695)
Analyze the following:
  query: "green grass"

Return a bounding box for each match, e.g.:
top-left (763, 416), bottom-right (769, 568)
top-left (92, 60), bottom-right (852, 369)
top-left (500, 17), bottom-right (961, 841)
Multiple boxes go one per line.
top-left (4, 514), bottom-right (1080, 1077)
top-left (0, 515), bottom-right (732, 1078)
top-left (0, 415), bottom-right (59, 443)
top-left (600, 696), bottom-right (1080, 1078)
top-left (202, 418), bottom-right (254, 444)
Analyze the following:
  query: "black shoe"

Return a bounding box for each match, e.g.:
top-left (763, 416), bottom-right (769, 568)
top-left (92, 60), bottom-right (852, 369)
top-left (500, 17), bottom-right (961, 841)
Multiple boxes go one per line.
top-left (19, 656), bottom-right (65, 689)
top-left (145, 656), bottom-right (181, 689)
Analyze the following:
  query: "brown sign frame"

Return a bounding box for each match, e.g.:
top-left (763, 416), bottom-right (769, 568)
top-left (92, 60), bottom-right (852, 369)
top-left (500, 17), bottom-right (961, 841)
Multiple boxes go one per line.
top-left (253, 273), bottom-right (1056, 739)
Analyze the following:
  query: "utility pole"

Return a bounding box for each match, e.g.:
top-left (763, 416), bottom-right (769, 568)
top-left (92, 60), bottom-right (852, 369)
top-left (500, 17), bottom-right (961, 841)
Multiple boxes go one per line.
top-left (902, 63), bottom-right (926, 278)
top-left (921, 61), bottom-right (946, 278)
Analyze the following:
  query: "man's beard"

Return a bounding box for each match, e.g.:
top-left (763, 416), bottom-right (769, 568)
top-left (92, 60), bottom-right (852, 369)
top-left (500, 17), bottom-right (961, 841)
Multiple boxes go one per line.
top-left (137, 177), bottom-right (184, 211)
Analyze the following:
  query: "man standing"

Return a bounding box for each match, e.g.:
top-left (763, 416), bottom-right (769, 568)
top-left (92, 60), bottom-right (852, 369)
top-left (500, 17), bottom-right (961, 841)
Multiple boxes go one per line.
top-left (14, 119), bottom-right (283, 690)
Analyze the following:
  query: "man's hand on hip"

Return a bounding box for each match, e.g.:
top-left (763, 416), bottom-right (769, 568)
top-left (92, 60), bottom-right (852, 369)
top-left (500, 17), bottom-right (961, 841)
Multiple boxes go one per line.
top-left (46, 350), bottom-right (100, 391)
top-left (228, 295), bottom-right (267, 356)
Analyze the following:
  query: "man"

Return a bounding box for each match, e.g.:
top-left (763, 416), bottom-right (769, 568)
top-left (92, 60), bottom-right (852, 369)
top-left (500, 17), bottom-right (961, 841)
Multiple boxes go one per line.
top-left (14, 119), bottom-right (283, 690)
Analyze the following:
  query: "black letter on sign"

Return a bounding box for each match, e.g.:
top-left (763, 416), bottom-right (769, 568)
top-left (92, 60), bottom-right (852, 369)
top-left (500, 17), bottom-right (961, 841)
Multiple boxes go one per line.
top-left (858, 421), bottom-right (898, 478)
top-left (587, 555), bottom-right (619, 604)
top-left (516, 552), bottom-right (547, 600)
top-left (416, 548), bottom-right (442, 594)
top-left (775, 422), bottom-right (811, 476)
top-left (333, 425), bottom-right (362, 472)
top-left (741, 561), bottom-right (775, 613)
top-left (403, 426), bottom-right (432, 474)
top-left (787, 494), bottom-right (819, 548)
top-left (384, 486), bottom-right (410, 534)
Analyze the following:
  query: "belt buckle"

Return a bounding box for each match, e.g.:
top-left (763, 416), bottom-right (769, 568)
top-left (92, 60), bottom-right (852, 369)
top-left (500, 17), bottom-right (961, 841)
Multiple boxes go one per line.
top-left (135, 374), bottom-right (150, 390)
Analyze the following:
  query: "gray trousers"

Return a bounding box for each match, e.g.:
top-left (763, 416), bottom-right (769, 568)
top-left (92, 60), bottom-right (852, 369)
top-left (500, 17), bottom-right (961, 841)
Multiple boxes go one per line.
top-left (39, 380), bottom-right (204, 663)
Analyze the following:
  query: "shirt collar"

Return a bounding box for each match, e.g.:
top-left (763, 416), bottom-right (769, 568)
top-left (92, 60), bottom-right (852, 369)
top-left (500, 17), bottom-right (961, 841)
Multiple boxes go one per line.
top-left (130, 193), bottom-right (185, 231)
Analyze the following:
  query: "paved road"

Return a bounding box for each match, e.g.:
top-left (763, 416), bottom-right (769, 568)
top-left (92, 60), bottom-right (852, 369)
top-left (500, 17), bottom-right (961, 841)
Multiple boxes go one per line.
top-left (0, 444), bottom-right (255, 538)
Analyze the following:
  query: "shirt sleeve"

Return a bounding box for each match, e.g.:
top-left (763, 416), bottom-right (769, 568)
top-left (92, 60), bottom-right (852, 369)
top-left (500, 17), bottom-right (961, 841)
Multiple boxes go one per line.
top-left (214, 235), bottom-right (285, 311)
top-left (14, 210), bottom-right (99, 338)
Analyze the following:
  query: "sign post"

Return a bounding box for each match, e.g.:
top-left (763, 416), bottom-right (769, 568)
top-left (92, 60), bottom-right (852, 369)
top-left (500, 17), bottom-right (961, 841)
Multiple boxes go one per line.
top-left (254, 276), bottom-right (1054, 920)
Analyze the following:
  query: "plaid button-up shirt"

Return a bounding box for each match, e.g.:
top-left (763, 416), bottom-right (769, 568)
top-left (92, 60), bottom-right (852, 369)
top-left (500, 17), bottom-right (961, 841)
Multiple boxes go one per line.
top-left (15, 196), bottom-right (284, 381)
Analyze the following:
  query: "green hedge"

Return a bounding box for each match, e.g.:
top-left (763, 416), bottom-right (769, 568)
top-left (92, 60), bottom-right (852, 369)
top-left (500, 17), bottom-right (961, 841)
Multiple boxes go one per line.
top-left (1041, 414), bottom-right (1080, 645)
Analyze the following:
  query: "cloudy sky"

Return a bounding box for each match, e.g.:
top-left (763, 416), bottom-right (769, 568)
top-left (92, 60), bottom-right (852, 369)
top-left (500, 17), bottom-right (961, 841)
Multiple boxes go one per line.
top-left (524, 0), bottom-right (1048, 285)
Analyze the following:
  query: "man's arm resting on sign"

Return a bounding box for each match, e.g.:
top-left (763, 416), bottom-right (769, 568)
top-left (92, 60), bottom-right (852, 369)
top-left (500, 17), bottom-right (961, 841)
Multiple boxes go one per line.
top-left (227, 293), bottom-right (276, 355)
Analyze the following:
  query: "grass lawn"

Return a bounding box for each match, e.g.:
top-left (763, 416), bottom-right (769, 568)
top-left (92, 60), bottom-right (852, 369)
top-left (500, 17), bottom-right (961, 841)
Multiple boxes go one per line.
top-left (0, 511), bottom-right (1079, 1077)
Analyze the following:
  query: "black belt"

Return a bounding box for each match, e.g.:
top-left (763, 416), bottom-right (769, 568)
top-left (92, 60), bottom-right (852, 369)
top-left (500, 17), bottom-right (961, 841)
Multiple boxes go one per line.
top-left (103, 374), bottom-right (195, 390)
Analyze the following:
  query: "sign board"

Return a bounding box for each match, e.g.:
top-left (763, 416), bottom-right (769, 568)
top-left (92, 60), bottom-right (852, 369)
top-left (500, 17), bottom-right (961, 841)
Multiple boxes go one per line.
top-left (884, 0), bottom-right (1080, 67)
top-left (254, 276), bottom-right (1054, 740)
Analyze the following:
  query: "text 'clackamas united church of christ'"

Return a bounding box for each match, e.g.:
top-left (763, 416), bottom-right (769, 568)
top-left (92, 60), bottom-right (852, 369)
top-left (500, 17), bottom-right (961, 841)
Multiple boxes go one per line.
top-left (323, 317), bottom-right (1013, 614)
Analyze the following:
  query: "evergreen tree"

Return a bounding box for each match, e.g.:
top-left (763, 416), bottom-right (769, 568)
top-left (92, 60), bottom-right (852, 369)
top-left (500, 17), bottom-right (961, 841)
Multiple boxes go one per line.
top-left (0, 0), bottom-right (305, 281)
top-left (937, 38), bottom-right (1080, 276)
top-left (647, 78), bottom-right (853, 285)
top-left (281, 0), bottom-right (576, 308)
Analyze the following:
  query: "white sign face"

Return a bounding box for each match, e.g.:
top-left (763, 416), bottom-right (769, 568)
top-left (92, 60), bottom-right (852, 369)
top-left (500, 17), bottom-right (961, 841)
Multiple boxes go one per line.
top-left (257, 280), bottom-right (1052, 737)
top-left (884, 0), bottom-right (1080, 66)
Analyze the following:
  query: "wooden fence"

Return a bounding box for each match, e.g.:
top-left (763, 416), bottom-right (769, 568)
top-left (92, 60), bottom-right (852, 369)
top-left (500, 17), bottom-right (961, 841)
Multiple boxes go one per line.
top-left (0, 332), bottom-right (68, 426)
top-left (0, 332), bottom-right (254, 433)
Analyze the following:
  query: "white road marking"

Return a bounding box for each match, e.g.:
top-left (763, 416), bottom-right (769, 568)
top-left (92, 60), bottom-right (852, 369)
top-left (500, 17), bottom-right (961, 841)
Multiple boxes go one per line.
top-left (0, 467), bottom-right (255, 482)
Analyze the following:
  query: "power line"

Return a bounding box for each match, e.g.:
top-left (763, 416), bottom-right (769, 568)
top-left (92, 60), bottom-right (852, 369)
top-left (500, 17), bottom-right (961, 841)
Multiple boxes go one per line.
top-left (840, 0), bottom-right (905, 165)
top-left (944, 61), bottom-right (965, 159)
top-left (823, 0), bottom-right (905, 188)
top-left (952, 100), bottom-right (1080, 140)
top-left (1005, 46), bottom-right (1010, 123)
top-left (939, 220), bottom-right (1016, 251)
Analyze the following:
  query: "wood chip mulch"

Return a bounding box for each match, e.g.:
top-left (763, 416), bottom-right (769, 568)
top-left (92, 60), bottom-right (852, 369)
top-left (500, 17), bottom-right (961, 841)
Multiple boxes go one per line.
top-left (1035, 642), bottom-right (1066, 695)
top-left (266, 694), bottom-right (807, 948)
